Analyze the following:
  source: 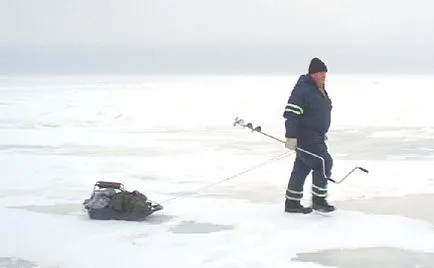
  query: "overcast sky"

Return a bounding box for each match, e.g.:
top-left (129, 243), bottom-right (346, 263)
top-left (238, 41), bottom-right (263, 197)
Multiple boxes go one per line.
top-left (1, 0), bottom-right (434, 74)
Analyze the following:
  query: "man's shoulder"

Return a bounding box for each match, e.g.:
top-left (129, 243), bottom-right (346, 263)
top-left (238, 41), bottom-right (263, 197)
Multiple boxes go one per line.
top-left (293, 74), bottom-right (315, 92)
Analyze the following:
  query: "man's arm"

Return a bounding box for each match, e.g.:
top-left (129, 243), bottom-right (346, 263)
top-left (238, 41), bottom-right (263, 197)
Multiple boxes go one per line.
top-left (283, 87), bottom-right (305, 139)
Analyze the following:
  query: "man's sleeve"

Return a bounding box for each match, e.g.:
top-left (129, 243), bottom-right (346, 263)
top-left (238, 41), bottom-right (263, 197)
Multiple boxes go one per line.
top-left (283, 87), bottom-right (304, 138)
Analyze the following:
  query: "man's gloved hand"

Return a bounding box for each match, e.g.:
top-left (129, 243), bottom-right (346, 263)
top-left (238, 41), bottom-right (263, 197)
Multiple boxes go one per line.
top-left (285, 138), bottom-right (297, 151)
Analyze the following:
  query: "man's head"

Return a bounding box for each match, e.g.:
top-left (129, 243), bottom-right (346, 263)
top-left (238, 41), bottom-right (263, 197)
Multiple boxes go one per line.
top-left (308, 57), bottom-right (327, 89)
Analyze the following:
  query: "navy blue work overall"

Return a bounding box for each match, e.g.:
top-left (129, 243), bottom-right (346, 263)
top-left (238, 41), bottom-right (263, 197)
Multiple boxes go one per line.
top-left (283, 74), bottom-right (333, 201)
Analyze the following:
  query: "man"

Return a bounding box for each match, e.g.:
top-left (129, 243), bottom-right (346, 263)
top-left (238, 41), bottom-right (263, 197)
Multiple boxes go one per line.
top-left (283, 57), bottom-right (335, 214)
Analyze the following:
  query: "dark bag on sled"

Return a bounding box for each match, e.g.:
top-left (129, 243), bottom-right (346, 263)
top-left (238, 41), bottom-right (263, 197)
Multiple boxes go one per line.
top-left (83, 181), bottom-right (163, 221)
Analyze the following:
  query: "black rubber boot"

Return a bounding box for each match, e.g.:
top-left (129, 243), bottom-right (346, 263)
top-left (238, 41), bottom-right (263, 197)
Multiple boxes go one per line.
top-left (285, 199), bottom-right (312, 214)
top-left (312, 196), bottom-right (335, 212)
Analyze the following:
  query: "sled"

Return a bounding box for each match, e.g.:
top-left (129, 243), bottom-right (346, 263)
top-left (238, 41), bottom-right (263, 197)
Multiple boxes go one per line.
top-left (83, 180), bottom-right (163, 221)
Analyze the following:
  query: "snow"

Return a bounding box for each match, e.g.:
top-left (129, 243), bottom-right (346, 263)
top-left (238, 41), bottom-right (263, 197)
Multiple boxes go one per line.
top-left (1, 74), bottom-right (434, 267)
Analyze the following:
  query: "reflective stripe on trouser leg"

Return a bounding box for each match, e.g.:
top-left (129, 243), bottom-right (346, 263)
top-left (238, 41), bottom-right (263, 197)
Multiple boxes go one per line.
top-left (286, 155), bottom-right (311, 201)
top-left (312, 151), bottom-right (333, 197)
top-left (286, 189), bottom-right (303, 201)
top-left (312, 184), bottom-right (328, 197)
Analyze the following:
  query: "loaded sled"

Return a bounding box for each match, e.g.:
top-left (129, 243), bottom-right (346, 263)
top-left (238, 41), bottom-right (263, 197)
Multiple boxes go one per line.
top-left (83, 181), bottom-right (163, 221)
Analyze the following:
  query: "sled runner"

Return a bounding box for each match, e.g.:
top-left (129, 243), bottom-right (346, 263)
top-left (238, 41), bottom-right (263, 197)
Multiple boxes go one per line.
top-left (83, 181), bottom-right (163, 221)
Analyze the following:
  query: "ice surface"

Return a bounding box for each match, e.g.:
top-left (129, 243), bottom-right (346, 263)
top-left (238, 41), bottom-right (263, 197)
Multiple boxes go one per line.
top-left (1, 74), bottom-right (434, 267)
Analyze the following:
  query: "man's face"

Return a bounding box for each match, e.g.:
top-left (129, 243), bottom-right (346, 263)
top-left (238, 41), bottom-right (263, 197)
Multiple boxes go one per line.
top-left (312, 72), bottom-right (326, 88)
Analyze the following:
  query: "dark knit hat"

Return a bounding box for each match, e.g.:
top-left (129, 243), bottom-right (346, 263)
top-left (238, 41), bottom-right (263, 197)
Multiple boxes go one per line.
top-left (308, 57), bottom-right (328, 74)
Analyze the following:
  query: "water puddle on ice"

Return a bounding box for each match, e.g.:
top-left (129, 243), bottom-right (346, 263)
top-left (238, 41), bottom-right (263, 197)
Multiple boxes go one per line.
top-left (0, 258), bottom-right (41, 268)
top-left (292, 247), bottom-right (434, 268)
top-left (335, 193), bottom-right (434, 225)
top-left (9, 204), bottom-right (82, 216)
top-left (169, 220), bottom-right (234, 234)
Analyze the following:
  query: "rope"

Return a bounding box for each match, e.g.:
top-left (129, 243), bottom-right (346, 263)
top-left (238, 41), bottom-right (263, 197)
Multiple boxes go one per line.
top-left (160, 150), bottom-right (293, 205)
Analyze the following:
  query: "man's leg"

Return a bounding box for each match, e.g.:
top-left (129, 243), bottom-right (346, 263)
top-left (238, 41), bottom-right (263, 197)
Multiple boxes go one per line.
top-left (311, 150), bottom-right (335, 212)
top-left (285, 155), bottom-right (312, 214)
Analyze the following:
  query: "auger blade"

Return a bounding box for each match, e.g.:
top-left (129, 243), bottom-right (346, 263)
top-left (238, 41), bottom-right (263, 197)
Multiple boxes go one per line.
top-left (233, 117), bottom-right (245, 127)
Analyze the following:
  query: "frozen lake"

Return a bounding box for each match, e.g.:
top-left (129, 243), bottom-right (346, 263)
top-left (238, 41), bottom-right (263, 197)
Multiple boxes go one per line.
top-left (1, 74), bottom-right (434, 267)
